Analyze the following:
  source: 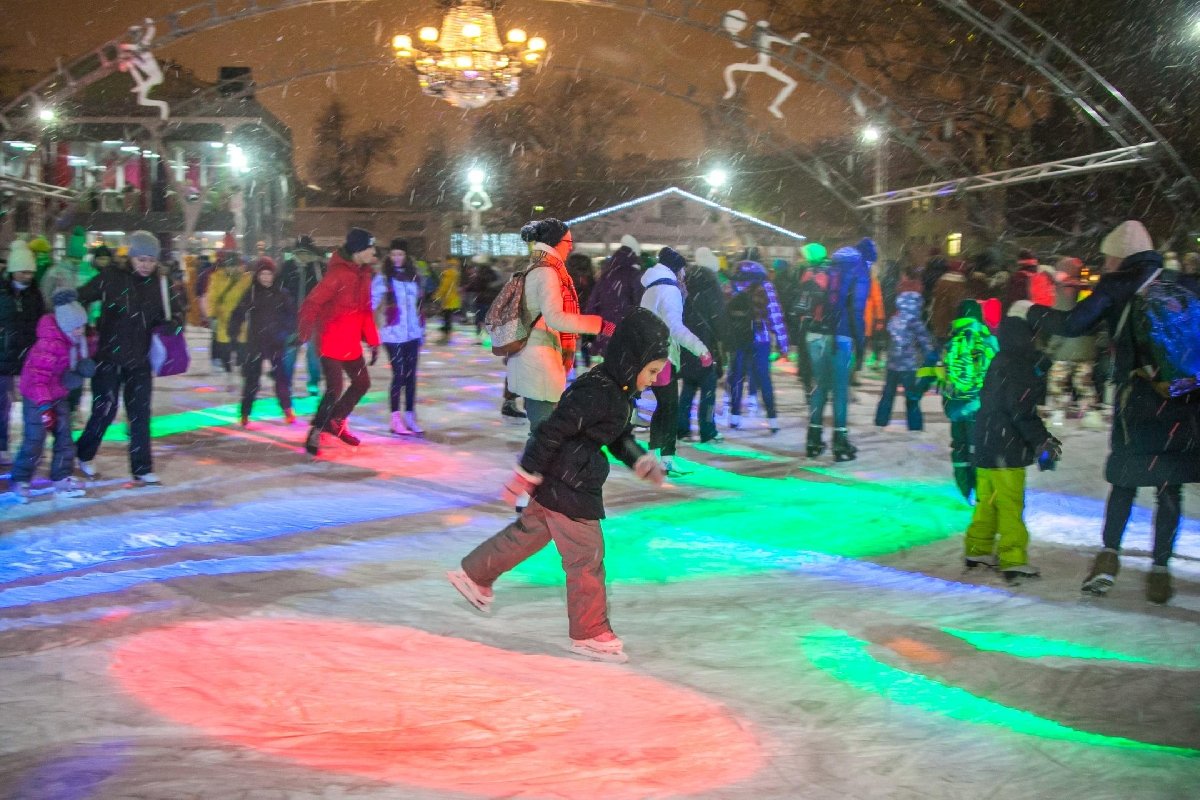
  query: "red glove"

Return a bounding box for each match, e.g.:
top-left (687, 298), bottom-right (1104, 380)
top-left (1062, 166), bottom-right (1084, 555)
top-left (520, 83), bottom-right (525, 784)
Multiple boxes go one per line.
top-left (699, 352), bottom-right (714, 368)
top-left (39, 405), bottom-right (56, 431)
top-left (599, 319), bottom-right (616, 339)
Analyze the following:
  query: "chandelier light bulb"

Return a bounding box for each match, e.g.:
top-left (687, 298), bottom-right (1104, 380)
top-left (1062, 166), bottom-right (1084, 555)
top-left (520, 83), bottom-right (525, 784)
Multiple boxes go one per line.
top-left (529, 36), bottom-right (546, 51)
top-left (419, 26), bottom-right (439, 42)
top-left (392, 34), bottom-right (413, 50)
top-left (506, 28), bottom-right (527, 43)
top-left (462, 21), bottom-right (482, 38)
top-left (455, 55), bottom-right (473, 68)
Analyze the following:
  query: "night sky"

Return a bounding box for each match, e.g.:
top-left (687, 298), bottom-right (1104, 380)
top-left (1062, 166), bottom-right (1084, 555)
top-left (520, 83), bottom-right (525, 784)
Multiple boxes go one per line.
top-left (1, 0), bottom-right (852, 188)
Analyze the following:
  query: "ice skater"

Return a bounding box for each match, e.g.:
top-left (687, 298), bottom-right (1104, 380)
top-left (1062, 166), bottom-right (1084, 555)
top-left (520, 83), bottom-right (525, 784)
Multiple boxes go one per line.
top-left (721, 9), bottom-right (810, 119)
top-left (448, 308), bottom-right (670, 664)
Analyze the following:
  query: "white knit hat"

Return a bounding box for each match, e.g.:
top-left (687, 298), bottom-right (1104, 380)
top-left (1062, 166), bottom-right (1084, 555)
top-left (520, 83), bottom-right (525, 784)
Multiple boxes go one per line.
top-left (1099, 221), bottom-right (1153, 260)
top-left (1007, 299), bottom-right (1033, 320)
top-left (694, 246), bottom-right (720, 272)
top-left (6, 240), bottom-right (36, 273)
top-left (619, 234), bottom-right (641, 254)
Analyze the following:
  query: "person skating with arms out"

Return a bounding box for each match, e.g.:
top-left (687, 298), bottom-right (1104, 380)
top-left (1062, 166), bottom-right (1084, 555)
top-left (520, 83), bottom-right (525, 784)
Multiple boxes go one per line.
top-left (448, 308), bottom-right (670, 664)
top-left (297, 228), bottom-right (381, 456)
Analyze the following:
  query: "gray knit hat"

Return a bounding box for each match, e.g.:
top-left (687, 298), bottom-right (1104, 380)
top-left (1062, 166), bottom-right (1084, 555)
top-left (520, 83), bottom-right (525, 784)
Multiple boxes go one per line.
top-left (52, 289), bottom-right (88, 334)
top-left (127, 230), bottom-right (161, 260)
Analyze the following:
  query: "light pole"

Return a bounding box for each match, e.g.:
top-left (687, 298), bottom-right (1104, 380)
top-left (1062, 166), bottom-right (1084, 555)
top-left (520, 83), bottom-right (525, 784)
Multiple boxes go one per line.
top-left (463, 167), bottom-right (492, 258)
top-left (861, 125), bottom-right (886, 259)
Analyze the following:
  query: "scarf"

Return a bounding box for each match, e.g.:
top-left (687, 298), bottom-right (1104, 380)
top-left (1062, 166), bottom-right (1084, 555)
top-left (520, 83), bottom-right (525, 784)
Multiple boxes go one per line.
top-left (531, 243), bottom-right (580, 369)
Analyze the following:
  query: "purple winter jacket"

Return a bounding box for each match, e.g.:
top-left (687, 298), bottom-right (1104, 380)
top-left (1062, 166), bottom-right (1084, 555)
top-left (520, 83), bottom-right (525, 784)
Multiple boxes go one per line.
top-left (19, 314), bottom-right (73, 407)
top-left (584, 246), bottom-right (644, 354)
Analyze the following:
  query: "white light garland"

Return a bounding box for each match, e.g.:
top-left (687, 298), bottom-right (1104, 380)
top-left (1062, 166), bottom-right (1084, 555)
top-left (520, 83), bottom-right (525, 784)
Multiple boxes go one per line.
top-left (565, 187), bottom-right (807, 242)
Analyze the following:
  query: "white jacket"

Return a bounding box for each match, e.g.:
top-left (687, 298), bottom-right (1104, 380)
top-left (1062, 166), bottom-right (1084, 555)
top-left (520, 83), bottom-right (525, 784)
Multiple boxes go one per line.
top-left (506, 243), bottom-right (601, 402)
top-left (639, 263), bottom-right (708, 368)
top-left (371, 274), bottom-right (424, 344)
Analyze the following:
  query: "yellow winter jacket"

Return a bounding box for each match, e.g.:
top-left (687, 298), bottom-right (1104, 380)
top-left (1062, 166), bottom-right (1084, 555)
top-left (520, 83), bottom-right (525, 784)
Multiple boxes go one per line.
top-left (208, 268), bottom-right (251, 344)
top-left (434, 266), bottom-right (461, 311)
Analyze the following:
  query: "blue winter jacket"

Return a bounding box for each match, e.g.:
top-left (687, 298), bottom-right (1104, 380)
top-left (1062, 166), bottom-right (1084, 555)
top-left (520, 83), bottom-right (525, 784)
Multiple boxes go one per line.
top-left (828, 246), bottom-right (870, 340)
top-left (886, 291), bottom-right (934, 372)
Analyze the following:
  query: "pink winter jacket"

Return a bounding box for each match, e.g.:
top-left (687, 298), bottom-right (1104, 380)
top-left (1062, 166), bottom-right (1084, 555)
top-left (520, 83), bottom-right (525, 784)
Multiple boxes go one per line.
top-left (19, 314), bottom-right (72, 407)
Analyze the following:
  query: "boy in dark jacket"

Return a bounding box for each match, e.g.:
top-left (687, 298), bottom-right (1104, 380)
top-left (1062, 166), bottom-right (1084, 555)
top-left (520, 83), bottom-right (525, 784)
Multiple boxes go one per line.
top-left (678, 253), bottom-right (727, 443)
top-left (448, 308), bottom-right (670, 664)
top-left (964, 301), bottom-right (1061, 581)
top-left (229, 257), bottom-right (297, 427)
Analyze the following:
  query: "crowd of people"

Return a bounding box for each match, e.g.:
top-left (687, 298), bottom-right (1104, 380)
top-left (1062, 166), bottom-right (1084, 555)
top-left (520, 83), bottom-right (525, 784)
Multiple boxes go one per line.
top-left (2, 218), bottom-right (1198, 659)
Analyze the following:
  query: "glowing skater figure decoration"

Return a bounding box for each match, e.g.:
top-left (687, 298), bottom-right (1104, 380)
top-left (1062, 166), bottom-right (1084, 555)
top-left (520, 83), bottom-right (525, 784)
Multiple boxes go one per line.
top-left (117, 19), bottom-right (170, 121)
top-left (721, 9), bottom-right (810, 119)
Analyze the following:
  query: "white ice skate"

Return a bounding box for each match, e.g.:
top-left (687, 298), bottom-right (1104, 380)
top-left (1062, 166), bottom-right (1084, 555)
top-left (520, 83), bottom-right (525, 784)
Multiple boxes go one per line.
top-left (447, 569), bottom-right (493, 613)
top-left (569, 634), bottom-right (628, 664)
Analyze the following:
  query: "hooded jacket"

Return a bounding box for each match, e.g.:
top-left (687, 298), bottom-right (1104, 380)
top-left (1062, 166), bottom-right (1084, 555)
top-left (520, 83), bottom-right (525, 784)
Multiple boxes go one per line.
top-left (928, 262), bottom-right (969, 340)
top-left (973, 315), bottom-right (1053, 469)
top-left (208, 266), bottom-right (252, 345)
top-left (1057, 250), bottom-right (1200, 486)
top-left (640, 262), bottom-right (708, 368)
top-left (886, 291), bottom-right (934, 372)
top-left (520, 307), bottom-right (669, 520)
top-left (297, 249), bottom-right (380, 360)
top-left (18, 314), bottom-right (76, 406)
top-left (280, 248), bottom-right (324, 305)
top-left (584, 246), bottom-right (644, 354)
top-left (729, 261), bottom-right (789, 351)
top-left (828, 246), bottom-right (870, 341)
top-left (680, 265), bottom-right (727, 380)
top-left (228, 281), bottom-right (297, 354)
top-left (0, 277), bottom-right (45, 376)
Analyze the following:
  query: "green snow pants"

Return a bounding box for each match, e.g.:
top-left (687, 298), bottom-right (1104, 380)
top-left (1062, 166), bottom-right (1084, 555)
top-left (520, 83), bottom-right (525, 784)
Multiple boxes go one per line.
top-left (964, 467), bottom-right (1031, 569)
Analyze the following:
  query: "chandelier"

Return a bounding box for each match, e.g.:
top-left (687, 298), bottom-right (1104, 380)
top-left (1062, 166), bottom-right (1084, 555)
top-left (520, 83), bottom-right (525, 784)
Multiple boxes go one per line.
top-left (392, 0), bottom-right (547, 110)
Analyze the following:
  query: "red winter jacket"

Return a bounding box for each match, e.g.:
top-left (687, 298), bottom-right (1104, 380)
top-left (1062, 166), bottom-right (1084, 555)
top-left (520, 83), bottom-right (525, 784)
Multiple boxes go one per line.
top-left (298, 249), bottom-right (380, 360)
top-left (19, 314), bottom-right (73, 407)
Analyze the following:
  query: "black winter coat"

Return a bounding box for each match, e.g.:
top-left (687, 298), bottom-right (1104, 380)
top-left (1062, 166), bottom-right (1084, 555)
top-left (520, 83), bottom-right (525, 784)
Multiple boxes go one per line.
top-left (77, 268), bottom-right (184, 370)
top-left (520, 307), bottom-right (670, 520)
top-left (680, 266), bottom-right (726, 380)
top-left (1058, 250), bottom-right (1200, 486)
top-left (228, 283), bottom-right (297, 355)
top-left (0, 278), bottom-right (45, 376)
top-left (973, 316), bottom-right (1052, 469)
top-left (280, 250), bottom-right (325, 306)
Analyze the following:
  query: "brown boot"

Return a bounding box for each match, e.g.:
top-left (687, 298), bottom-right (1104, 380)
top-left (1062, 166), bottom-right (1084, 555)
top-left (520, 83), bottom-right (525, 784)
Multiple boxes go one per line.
top-left (1146, 567), bottom-right (1174, 605)
top-left (1081, 548), bottom-right (1120, 595)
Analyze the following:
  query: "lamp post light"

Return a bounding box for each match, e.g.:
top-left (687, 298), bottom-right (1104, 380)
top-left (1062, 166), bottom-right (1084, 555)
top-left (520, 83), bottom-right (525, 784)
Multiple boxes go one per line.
top-left (861, 124), bottom-right (886, 260)
top-left (463, 166), bottom-right (492, 257)
top-left (704, 167), bottom-right (729, 199)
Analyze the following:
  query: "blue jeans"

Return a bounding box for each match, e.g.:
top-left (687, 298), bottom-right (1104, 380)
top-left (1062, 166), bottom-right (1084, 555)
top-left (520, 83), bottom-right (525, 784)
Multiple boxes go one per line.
top-left (281, 342), bottom-right (323, 392)
top-left (524, 398), bottom-right (557, 447)
top-left (874, 369), bottom-right (923, 430)
top-left (385, 340), bottom-right (420, 413)
top-left (728, 342), bottom-right (777, 418)
top-left (13, 396), bottom-right (75, 482)
top-left (808, 334), bottom-right (853, 429)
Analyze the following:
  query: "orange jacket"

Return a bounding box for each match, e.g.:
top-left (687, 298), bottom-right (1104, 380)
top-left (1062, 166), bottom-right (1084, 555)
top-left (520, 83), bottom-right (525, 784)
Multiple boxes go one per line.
top-left (864, 276), bottom-right (886, 336)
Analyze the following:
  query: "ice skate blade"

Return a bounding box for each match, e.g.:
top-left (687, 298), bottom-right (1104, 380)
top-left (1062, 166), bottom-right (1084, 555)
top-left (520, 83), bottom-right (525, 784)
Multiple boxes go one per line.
top-left (447, 570), bottom-right (492, 613)
top-left (568, 642), bottom-right (629, 664)
top-left (1081, 575), bottom-right (1115, 595)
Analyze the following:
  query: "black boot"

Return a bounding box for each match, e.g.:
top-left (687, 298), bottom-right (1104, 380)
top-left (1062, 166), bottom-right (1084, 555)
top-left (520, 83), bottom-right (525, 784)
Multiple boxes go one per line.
top-left (806, 425), bottom-right (826, 458)
top-left (500, 398), bottom-right (527, 419)
top-left (832, 428), bottom-right (857, 462)
top-left (304, 425), bottom-right (321, 456)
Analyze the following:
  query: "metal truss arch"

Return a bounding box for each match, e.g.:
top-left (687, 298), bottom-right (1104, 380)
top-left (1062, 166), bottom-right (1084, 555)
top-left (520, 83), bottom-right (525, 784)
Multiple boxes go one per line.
top-left (164, 57), bottom-right (870, 216)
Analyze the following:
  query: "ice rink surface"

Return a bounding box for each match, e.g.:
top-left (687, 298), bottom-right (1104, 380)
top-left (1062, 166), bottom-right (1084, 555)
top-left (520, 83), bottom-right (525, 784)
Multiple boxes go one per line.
top-left (2, 327), bottom-right (1197, 799)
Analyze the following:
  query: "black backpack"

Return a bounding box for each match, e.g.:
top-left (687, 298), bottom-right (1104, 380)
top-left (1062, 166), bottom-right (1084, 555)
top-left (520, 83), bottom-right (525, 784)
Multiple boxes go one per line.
top-left (795, 268), bottom-right (834, 334)
top-left (726, 284), bottom-right (763, 350)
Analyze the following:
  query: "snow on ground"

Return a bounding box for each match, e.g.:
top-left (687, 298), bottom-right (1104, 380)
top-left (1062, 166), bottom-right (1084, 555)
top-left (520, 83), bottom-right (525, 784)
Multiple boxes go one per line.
top-left (1, 326), bottom-right (1197, 799)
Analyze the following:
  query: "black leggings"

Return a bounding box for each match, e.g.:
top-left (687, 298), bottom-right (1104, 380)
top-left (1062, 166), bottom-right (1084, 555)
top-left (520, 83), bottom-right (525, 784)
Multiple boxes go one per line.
top-left (386, 340), bottom-right (420, 413)
top-left (650, 377), bottom-right (680, 457)
top-left (1101, 484), bottom-right (1183, 567)
top-left (312, 356), bottom-right (370, 431)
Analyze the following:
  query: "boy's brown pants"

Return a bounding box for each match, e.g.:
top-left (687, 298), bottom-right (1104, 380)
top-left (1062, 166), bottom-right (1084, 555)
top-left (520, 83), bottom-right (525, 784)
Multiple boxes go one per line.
top-left (462, 498), bottom-right (611, 641)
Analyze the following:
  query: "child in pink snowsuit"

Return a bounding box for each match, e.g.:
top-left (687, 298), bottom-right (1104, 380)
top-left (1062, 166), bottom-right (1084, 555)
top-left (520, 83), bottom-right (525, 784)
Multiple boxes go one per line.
top-left (12, 290), bottom-right (92, 498)
top-left (448, 308), bottom-right (671, 663)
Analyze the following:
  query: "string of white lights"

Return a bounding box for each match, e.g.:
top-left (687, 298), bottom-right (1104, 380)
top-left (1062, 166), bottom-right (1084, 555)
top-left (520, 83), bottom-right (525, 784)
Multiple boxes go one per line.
top-left (565, 187), bottom-right (807, 242)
